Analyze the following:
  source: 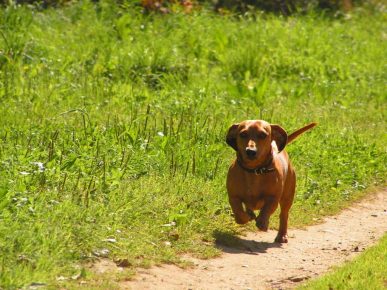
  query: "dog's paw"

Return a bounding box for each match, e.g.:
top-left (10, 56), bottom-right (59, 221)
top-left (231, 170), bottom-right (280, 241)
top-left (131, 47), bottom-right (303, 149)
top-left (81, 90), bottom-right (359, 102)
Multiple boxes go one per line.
top-left (274, 234), bottom-right (288, 243)
top-left (255, 216), bottom-right (269, 231)
top-left (234, 213), bottom-right (251, 225)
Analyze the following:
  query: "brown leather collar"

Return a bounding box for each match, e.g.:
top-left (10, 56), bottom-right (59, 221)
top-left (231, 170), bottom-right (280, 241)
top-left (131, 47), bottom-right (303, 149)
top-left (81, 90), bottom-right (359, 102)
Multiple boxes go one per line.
top-left (237, 155), bottom-right (275, 175)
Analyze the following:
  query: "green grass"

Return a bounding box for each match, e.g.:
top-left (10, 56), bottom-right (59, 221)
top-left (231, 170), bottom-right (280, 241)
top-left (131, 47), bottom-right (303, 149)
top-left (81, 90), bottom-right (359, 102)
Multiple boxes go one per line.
top-left (0, 1), bottom-right (386, 288)
top-left (299, 234), bottom-right (387, 290)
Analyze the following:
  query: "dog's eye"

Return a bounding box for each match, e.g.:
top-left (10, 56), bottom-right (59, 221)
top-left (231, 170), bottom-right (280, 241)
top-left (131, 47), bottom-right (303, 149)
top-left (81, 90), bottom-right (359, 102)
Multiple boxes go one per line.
top-left (239, 131), bottom-right (248, 138)
top-left (257, 132), bottom-right (268, 139)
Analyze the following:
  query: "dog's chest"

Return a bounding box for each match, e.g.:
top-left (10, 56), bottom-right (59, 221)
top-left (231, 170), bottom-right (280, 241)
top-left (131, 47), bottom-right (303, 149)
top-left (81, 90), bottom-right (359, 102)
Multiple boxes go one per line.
top-left (244, 178), bottom-right (258, 196)
top-left (243, 173), bottom-right (280, 197)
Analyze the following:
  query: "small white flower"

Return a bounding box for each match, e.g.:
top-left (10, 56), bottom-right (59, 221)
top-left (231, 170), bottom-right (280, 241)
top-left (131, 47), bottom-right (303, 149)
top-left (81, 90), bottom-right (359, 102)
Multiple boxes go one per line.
top-left (103, 238), bottom-right (117, 243)
top-left (31, 162), bottom-right (45, 172)
top-left (162, 221), bottom-right (176, 227)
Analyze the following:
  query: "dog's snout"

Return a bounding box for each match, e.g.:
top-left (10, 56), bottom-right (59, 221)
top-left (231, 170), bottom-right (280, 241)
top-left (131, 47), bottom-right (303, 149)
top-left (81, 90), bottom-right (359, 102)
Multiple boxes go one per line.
top-left (246, 147), bottom-right (257, 158)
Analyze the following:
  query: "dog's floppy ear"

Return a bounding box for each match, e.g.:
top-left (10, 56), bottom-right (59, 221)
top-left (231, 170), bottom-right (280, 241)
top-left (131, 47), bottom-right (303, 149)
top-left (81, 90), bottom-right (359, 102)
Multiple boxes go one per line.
top-left (226, 123), bottom-right (239, 151)
top-left (271, 124), bottom-right (288, 152)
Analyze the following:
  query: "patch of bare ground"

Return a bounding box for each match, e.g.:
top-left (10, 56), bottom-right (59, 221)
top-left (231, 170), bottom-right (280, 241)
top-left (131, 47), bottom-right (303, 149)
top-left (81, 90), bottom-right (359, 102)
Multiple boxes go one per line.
top-left (93, 189), bottom-right (386, 289)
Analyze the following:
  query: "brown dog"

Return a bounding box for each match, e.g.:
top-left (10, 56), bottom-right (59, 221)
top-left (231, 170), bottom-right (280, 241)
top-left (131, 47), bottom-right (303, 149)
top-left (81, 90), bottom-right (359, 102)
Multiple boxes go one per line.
top-left (226, 120), bottom-right (316, 243)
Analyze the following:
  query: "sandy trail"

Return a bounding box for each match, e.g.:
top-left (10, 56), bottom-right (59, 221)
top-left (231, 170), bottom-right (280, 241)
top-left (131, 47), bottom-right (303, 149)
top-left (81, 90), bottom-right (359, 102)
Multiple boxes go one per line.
top-left (100, 190), bottom-right (386, 289)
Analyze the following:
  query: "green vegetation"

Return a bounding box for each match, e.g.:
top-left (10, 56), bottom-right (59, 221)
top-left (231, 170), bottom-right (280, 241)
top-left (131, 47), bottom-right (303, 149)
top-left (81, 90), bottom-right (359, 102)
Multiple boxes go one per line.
top-left (299, 235), bottom-right (387, 290)
top-left (0, 1), bottom-right (385, 288)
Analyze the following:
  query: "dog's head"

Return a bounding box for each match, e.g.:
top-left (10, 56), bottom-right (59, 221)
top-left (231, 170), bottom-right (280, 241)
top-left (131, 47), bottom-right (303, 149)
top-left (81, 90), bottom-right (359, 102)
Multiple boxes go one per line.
top-left (226, 120), bottom-right (288, 165)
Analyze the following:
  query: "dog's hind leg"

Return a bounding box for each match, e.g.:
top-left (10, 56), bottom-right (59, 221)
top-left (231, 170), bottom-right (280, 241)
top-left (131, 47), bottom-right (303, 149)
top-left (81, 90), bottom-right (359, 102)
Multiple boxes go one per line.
top-left (275, 175), bottom-right (296, 243)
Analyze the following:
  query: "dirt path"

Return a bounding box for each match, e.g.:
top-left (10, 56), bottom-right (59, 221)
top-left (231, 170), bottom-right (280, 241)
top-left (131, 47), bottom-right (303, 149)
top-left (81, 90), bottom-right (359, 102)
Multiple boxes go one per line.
top-left (102, 190), bottom-right (387, 289)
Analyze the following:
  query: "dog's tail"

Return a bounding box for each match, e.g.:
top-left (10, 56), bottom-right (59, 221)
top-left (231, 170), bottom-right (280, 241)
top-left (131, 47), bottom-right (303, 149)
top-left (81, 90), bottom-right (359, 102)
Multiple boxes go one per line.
top-left (287, 122), bottom-right (317, 144)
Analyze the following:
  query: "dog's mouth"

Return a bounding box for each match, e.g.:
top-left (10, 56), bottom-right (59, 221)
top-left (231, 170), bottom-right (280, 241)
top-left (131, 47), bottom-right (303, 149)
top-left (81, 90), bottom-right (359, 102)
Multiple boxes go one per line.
top-left (246, 155), bottom-right (257, 161)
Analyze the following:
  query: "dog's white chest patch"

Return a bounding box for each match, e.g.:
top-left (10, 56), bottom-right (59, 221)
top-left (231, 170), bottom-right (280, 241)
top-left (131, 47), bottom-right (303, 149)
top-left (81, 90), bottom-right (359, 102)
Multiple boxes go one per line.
top-left (278, 154), bottom-right (288, 177)
top-left (271, 141), bottom-right (279, 153)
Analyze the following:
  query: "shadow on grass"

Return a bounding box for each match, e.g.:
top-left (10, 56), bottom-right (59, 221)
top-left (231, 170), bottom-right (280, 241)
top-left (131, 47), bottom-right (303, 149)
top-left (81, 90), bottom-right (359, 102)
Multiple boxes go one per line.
top-left (213, 230), bottom-right (282, 255)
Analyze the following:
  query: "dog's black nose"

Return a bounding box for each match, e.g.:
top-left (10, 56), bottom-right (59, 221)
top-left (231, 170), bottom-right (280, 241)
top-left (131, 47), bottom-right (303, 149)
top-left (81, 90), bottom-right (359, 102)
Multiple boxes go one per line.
top-left (246, 148), bottom-right (257, 158)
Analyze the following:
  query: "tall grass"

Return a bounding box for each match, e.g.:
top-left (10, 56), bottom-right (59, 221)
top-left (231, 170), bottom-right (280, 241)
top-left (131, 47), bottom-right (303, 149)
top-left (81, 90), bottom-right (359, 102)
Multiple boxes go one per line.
top-left (0, 2), bottom-right (386, 287)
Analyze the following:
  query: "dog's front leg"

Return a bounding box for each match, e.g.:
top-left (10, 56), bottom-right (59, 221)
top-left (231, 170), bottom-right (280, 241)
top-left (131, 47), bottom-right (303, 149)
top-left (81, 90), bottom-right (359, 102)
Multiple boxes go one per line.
top-left (255, 196), bottom-right (279, 231)
top-left (229, 197), bottom-right (252, 224)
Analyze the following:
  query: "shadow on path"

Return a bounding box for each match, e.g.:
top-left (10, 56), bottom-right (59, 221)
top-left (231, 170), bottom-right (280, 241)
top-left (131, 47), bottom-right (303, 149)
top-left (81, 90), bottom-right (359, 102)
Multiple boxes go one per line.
top-left (213, 230), bottom-right (282, 255)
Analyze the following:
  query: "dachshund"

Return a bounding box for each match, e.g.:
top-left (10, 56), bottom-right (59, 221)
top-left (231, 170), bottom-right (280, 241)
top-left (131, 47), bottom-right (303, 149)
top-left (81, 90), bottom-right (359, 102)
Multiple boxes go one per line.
top-left (226, 120), bottom-right (316, 243)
